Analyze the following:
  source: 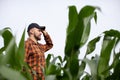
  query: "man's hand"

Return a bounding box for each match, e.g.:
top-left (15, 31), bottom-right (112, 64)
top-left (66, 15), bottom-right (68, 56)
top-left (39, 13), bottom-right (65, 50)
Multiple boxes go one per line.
top-left (42, 30), bottom-right (47, 36)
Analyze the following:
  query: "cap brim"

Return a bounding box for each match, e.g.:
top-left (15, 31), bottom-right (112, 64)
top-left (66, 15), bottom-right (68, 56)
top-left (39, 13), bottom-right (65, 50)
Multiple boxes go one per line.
top-left (39, 26), bottom-right (45, 30)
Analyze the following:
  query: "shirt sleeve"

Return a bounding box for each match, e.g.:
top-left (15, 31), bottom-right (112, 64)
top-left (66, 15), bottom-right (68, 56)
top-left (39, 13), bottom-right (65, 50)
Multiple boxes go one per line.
top-left (42, 32), bottom-right (53, 52)
top-left (24, 41), bottom-right (29, 62)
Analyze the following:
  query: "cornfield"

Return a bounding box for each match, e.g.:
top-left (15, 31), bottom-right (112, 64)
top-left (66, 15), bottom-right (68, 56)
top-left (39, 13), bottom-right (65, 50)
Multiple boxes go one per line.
top-left (0, 5), bottom-right (120, 80)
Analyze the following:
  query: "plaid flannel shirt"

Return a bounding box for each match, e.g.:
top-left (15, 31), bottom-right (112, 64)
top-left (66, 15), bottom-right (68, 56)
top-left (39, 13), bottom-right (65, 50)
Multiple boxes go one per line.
top-left (25, 32), bottom-right (53, 80)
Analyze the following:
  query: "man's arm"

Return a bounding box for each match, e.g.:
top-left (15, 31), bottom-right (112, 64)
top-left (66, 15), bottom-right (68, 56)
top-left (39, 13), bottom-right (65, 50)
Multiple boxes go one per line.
top-left (42, 30), bottom-right (53, 51)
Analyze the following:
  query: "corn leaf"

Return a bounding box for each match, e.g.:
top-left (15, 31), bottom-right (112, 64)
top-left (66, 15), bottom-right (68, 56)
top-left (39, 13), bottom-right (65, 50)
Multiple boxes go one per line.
top-left (0, 28), bottom-right (13, 54)
top-left (0, 66), bottom-right (26, 80)
top-left (98, 36), bottom-right (116, 79)
top-left (1, 37), bottom-right (18, 67)
top-left (65, 5), bottom-right (78, 57)
top-left (16, 28), bottom-right (26, 69)
top-left (79, 6), bottom-right (100, 47)
top-left (0, 28), bottom-right (13, 49)
top-left (84, 55), bottom-right (99, 79)
top-left (86, 36), bottom-right (100, 54)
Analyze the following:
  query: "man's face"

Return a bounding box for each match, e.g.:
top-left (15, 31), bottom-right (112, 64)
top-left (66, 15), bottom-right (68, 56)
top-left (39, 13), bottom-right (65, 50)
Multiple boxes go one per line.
top-left (33, 28), bottom-right (42, 40)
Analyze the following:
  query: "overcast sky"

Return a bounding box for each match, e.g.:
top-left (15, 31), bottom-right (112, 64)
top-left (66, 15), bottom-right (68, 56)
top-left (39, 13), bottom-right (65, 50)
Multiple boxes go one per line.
top-left (0, 0), bottom-right (120, 59)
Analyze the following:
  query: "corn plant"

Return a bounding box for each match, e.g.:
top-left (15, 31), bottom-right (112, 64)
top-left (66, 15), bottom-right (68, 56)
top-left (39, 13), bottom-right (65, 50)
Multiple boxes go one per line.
top-left (45, 5), bottom-right (100, 80)
top-left (45, 5), bottom-right (120, 80)
top-left (0, 28), bottom-right (32, 80)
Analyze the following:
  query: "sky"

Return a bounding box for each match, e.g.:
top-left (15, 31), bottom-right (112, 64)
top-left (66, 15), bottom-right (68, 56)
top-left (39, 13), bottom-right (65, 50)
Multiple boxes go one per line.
top-left (0, 0), bottom-right (120, 60)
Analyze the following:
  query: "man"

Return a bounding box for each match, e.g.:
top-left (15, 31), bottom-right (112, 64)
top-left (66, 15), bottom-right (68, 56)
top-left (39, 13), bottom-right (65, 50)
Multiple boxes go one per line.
top-left (24, 23), bottom-right (53, 80)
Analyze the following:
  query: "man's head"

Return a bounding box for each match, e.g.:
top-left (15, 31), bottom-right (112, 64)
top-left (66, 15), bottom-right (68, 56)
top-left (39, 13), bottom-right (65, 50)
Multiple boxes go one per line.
top-left (27, 23), bottom-right (45, 32)
top-left (27, 23), bottom-right (45, 40)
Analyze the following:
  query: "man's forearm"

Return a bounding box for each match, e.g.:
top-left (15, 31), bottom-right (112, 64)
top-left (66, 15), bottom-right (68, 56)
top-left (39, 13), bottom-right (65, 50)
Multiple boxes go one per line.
top-left (42, 30), bottom-right (53, 48)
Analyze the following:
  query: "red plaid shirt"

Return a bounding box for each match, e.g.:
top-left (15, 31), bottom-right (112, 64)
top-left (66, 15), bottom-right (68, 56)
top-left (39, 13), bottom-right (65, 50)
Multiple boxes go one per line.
top-left (25, 32), bottom-right (53, 80)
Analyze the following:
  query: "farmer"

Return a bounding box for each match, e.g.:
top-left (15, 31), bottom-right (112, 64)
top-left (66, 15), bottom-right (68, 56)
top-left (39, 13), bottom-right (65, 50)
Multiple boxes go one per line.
top-left (24, 23), bottom-right (53, 80)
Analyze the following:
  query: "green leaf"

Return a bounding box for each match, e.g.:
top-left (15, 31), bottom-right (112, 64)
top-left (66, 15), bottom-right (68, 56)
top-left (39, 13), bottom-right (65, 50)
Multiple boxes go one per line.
top-left (86, 36), bottom-right (100, 54)
top-left (65, 6), bottom-right (78, 57)
top-left (46, 54), bottom-right (52, 68)
top-left (0, 28), bottom-right (13, 49)
top-left (62, 68), bottom-right (72, 80)
top-left (79, 5), bottom-right (100, 47)
top-left (98, 36), bottom-right (116, 79)
top-left (65, 5), bottom-right (100, 57)
top-left (46, 63), bottom-right (59, 75)
top-left (0, 28), bottom-right (14, 56)
top-left (1, 37), bottom-right (17, 67)
top-left (81, 74), bottom-right (91, 80)
top-left (69, 55), bottom-right (79, 79)
top-left (21, 63), bottom-right (33, 80)
top-left (16, 28), bottom-right (26, 68)
top-left (45, 75), bottom-right (56, 80)
top-left (104, 52), bottom-right (120, 80)
top-left (45, 54), bottom-right (62, 75)
top-left (64, 5), bottom-right (100, 80)
top-left (84, 55), bottom-right (99, 79)
top-left (94, 12), bottom-right (97, 24)
top-left (104, 29), bottom-right (120, 39)
top-left (0, 53), bottom-right (4, 65)
top-left (0, 47), bottom-right (5, 54)
top-left (57, 56), bottom-right (63, 63)
top-left (67, 6), bottom-right (78, 34)
top-left (78, 5), bottom-right (100, 18)
top-left (77, 61), bottom-right (86, 78)
top-left (111, 60), bottom-right (120, 79)
top-left (0, 66), bottom-right (26, 80)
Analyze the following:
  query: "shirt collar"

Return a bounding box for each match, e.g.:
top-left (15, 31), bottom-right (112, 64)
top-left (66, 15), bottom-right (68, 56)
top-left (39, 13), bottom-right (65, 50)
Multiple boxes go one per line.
top-left (27, 38), bottom-right (38, 45)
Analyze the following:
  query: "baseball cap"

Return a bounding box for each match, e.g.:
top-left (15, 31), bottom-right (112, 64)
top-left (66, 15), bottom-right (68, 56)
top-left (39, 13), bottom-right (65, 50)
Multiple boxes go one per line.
top-left (27, 23), bottom-right (45, 32)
